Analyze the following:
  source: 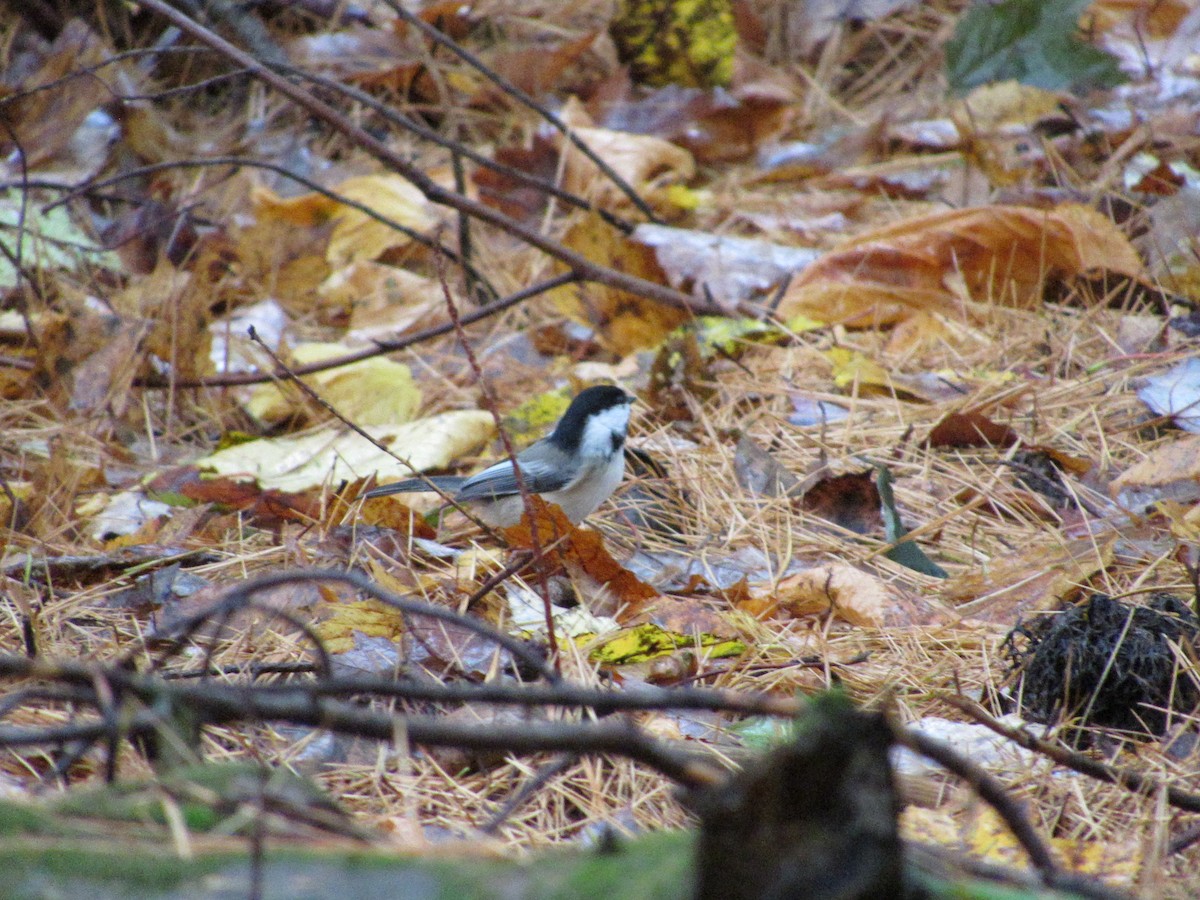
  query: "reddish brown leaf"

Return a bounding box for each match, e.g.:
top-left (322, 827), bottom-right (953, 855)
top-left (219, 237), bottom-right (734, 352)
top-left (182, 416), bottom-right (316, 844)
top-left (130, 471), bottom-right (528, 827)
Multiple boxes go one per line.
top-left (800, 471), bottom-right (882, 536)
top-left (927, 411), bottom-right (1018, 448)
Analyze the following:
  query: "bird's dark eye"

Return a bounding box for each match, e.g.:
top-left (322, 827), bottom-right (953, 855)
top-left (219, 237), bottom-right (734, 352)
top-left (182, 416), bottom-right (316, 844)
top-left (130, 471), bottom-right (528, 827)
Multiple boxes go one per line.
top-left (611, 432), bottom-right (625, 452)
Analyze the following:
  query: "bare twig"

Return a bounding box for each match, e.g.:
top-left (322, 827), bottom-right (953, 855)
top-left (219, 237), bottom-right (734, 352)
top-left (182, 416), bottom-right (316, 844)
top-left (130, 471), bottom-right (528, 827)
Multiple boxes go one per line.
top-left (434, 248), bottom-right (559, 664)
top-left (135, 270), bottom-right (579, 389)
top-left (44, 156), bottom-right (492, 294)
top-left (0, 654), bottom-right (726, 789)
top-left (276, 61), bottom-right (637, 234)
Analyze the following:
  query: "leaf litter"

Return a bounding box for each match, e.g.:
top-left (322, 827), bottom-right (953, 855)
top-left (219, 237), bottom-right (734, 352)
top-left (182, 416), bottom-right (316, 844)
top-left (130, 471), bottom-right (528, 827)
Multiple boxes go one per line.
top-left (1, 0), bottom-right (1200, 894)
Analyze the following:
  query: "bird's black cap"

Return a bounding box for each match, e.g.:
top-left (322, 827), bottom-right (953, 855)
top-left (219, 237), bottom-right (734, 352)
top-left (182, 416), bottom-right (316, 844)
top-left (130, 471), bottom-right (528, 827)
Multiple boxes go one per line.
top-left (548, 385), bottom-right (634, 452)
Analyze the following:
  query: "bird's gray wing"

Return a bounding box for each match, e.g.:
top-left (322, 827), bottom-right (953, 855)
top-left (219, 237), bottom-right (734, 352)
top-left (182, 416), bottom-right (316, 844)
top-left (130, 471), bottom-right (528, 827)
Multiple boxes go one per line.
top-left (455, 454), bottom-right (570, 501)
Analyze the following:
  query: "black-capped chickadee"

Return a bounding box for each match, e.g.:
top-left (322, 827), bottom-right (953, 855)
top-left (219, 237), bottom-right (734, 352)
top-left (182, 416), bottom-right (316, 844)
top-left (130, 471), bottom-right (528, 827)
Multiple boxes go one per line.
top-left (364, 385), bottom-right (635, 527)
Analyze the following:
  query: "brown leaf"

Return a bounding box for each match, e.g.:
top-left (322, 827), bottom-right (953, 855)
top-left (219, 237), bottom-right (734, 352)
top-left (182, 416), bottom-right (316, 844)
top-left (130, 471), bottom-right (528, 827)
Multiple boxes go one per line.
top-left (502, 498), bottom-right (658, 618)
top-left (939, 536), bottom-right (1115, 624)
top-left (927, 410), bottom-right (1018, 448)
top-left (473, 134), bottom-right (560, 222)
top-left (800, 471), bottom-right (882, 536)
top-left (778, 204), bottom-right (1144, 327)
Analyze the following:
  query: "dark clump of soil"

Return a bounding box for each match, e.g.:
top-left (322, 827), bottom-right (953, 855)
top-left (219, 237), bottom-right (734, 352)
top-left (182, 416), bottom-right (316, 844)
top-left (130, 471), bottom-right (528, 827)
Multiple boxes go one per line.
top-left (1003, 592), bottom-right (1200, 742)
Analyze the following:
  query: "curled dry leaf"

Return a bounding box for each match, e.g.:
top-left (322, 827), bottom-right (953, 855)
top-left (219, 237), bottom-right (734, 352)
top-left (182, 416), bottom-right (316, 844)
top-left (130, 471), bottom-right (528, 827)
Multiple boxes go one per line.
top-left (558, 99), bottom-right (695, 206)
top-left (742, 564), bottom-right (889, 628)
top-left (778, 203), bottom-right (1144, 327)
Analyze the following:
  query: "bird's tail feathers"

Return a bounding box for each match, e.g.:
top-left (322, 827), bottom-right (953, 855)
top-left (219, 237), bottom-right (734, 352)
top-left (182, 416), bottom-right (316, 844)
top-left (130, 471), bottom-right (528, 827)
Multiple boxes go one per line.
top-left (363, 476), bottom-right (466, 498)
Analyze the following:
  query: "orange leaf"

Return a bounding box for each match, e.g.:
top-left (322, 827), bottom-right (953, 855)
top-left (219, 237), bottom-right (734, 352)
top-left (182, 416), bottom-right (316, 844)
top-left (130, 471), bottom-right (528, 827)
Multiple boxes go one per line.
top-left (778, 204), bottom-right (1143, 327)
top-left (502, 498), bottom-right (657, 618)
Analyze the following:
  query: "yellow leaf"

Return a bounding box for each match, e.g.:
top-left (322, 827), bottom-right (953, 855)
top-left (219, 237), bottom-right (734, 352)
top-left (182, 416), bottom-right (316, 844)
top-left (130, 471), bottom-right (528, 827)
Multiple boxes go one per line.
top-left (253, 174), bottom-right (444, 268)
top-left (326, 174), bottom-right (442, 267)
top-left (553, 214), bottom-right (687, 354)
top-left (245, 341), bottom-right (421, 426)
top-left (198, 410), bottom-right (495, 494)
top-left (314, 599), bottom-right (405, 653)
top-left (823, 347), bottom-right (893, 394)
top-left (589, 622), bottom-right (744, 665)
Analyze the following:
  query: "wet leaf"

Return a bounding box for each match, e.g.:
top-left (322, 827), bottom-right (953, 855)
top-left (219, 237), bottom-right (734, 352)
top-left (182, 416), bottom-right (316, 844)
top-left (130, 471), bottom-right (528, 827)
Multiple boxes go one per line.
top-left (1135, 358), bottom-right (1200, 433)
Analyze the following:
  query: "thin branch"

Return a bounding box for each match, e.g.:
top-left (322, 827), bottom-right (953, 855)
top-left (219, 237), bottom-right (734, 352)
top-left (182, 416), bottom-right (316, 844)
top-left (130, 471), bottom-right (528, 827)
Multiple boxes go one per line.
top-left (145, 568), bottom-right (561, 684)
top-left (0, 656), bottom-right (724, 789)
top-left (434, 249), bottom-right (558, 664)
top-left (135, 270), bottom-right (579, 389)
top-left (274, 60), bottom-right (637, 235)
top-left (43, 156), bottom-right (492, 294)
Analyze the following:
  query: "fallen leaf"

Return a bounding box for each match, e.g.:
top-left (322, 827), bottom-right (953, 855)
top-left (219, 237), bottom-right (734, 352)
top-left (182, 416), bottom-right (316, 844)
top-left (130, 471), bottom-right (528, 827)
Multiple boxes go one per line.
top-left (632, 223), bottom-right (819, 312)
top-left (197, 410), bottom-right (495, 494)
top-left (745, 565), bottom-right (890, 627)
top-left (559, 99), bottom-right (696, 207)
top-left (1135, 358), bottom-right (1200, 433)
top-left (502, 499), bottom-right (659, 619)
top-left (553, 214), bottom-right (687, 354)
top-left (321, 263), bottom-right (450, 341)
top-left (314, 599), bottom-right (406, 653)
top-left (733, 434), bottom-right (803, 498)
top-left (253, 173), bottom-right (445, 268)
top-left (589, 622), bottom-right (744, 665)
top-left (927, 410), bottom-right (1019, 448)
top-left (1110, 434), bottom-right (1200, 513)
top-left (940, 535), bottom-right (1115, 623)
top-left (778, 204), bottom-right (1144, 327)
top-left (244, 342), bottom-right (421, 426)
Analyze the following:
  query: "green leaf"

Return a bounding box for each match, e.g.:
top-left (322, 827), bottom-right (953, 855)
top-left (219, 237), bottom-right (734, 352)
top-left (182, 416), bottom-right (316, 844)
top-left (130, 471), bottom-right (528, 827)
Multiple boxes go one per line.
top-left (945, 0), bottom-right (1126, 95)
top-left (874, 464), bottom-right (948, 579)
